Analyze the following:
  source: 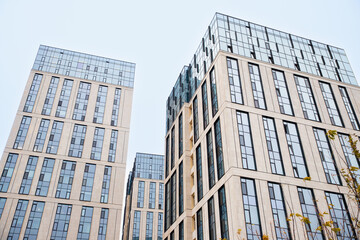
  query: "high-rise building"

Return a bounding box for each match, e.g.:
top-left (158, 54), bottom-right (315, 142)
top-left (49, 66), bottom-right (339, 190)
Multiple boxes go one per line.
top-left (164, 13), bottom-right (359, 240)
top-left (122, 153), bottom-right (164, 240)
top-left (0, 45), bottom-right (135, 239)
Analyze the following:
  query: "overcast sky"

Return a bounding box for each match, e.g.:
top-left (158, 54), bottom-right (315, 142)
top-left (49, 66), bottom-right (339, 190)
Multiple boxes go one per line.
top-left (0, 0), bottom-right (359, 201)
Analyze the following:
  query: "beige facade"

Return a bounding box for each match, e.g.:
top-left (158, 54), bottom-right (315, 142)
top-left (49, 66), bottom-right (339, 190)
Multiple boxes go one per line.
top-left (0, 46), bottom-right (134, 239)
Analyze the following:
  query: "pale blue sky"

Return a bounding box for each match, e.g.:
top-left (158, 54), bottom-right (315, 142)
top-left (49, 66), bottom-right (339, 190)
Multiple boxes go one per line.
top-left (0, 0), bottom-right (359, 183)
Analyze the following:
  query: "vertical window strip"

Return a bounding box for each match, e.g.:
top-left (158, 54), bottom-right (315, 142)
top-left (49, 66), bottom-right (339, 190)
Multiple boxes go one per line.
top-left (13, 116), bottom-right (32, 149)
top-left (227, 57), bottom-right (243, 104)
top-left (0, 153), bottom-right (18, 192)
top-left (165, 136), bottom-right (169, 178)
top-left (179, 162), bottom-right (184, 214)
top-left (283, 121), bottom-right (309, 178)
top-left (42, 76), bottom-right (59, 115)
top-left (19, 156), bottom-right (38, 195)
top-left (55, 160), bottom-right (76, 199)
top-left (319, 82), bottom-right (343, 126)
top-left (68, 124), bottom-right (87, 158)
top-left (24, 201), bottom-right (45, 239)
top-left (33, 119), bottom-right (50, 152)
top-left (137, 181), bottom-right (145, 208)
top-left (197, 208), bottom-right (204, 240)
top-left (51, 204), bottom-right (72, 240)
top-left (218, 186), bottom-right (229, 240)
top-left (98, 208), bottom-right (109, 240)
top-left (210, 68), bottom-right (219, 116)
top-left (157, 213), bottom-right (163, 240)
top-left (313, 128), bottom-right (341, 184)
top-left (93, 85), bottom-right (108, 124)
top-left (171, 127), bottom-right (175, 170)
top-left (248, 63), bottom-right (266, 109)
top-left (77, 206), bottom-right (93, 240)
top-left (179, 220), bottom-right (184, 240)
top-left (111, 88), bottom-right (121, 126)
top-left (0, 198), bottom-right (6, 218)
top-left (171, 172), bottom-right (177, 224)
top-left (201, 81), bottom-right (209, 128)
top-left (24, 73), bottom-right (43, 112)
top-left (179, 113), bottom-right (183, 157)
top-left (206, 130), bottom-right (216, 189)
top-left (272, 69), bottom-right (293, 115)
top-left (196, 145), bottom-right (203, 201)
top-left (214, 119), bottom-right (225, 179)
top-left (46, 120), bottom-right (64, 154)
top-left (91, 127), bottom-right (105, 160)
top-left (35, 158), bottom-right (55, 196)
top-left (339, 86), bottom-right (359, 130)
top-left (165, 181), bottom-right (170, 230)
top-left (208, 197), bottom-right (217, 240)
top-left (55, 79), bottom-right (73, 118)
top-left (8, 199), bottom-right (29, 239)
top-left (146, 212), bottom-right (154, 239)
top-left (132, 211), bottom-right (141, 240)
top-left (149, 182), bottom-right (156, 209)
top-left (236, 111), bottom-right (256, 170)
top-left (338, 133), bottom-right (360, 169)
top-left (100, 166), bottom-right (112, 203)
top-left (159, 183), bottom-right (164, 209)
top-left (193, 96), bottom-right (199, 142)
top-left (80, 163), bottom-right (96, 201)
top-left (72, 81), bottom-right (91, 121)
top-left (108, 130), bottom-right (118, 162)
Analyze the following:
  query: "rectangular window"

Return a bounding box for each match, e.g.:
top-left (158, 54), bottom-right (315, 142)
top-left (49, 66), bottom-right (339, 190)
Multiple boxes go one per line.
top-left (93, 85), bottom-right (108, 123)
top-left (33, 119), bottom-right (50, 152)
top-left (193, 96), bottom-right (199, 143)
top-left (133, 211), bottom-right (141, 240)
top-left (218, 186), bottom-right (229, 240)
top-left (170, 231), bottom-right (174, 240)
top-left (325, 192), bottom-right (356, 239)
top-left (111, 88), bottom-right (121, 126)
top-left (42, 76), bottom-right (59, 115)
top-left (137, 181), bottom-right (145, 208)
top-left (294, 75), bottom-right (320, 121)
top-left (19, 156), bottom-right (38, 194)
top-left (179, 113), bottom-right (183, 158)
top-left (268, 182), bottom-right (291, 240)
top-left (197, 208), bottom-right (203, 240)
top-left (241, 178), bottom-right (262, 239)
top-left (24, 201), bottom-right (45, 239)
top-left (208, 197), bottom-right (217, 240)
top-left (51, 204), bottom-right (72, 240)
top-left (263, 117), bottom-right (284, 175)
top-left (77, 206), bottom-right (93, 240)
top-left (313, 128), bottom-right (340, 184)
top-left (179, 161), bottom-right (184, 214)
top-left (319, 82), bottom-right (343, 126)
top-left (171, 172), bottom-right (177, 224)
top-left (206, 130), bottom-right (216, 189)
top-left (171, 127), bottom-right (175, 169)
top-left (214, 119), bottom-right (224, 179)
top-left (165, 136), bottom-right (169, 178)
top-left (249, 63), bottom-right (266, 109)
top-left (165, 181), bottom-right (170, 230)
top-left (55, 160), bottom-right (76, 199)
top-left (210, 68), bottom-right (218, 116)
top-left (8, 199), bottom-right (29, 239)
top-left (201, 81), bottom-right (209, 128)
top-left (98, 208), bottom-right (109, 240)
top-left (236, 111), bottom-right (256, 170)
top-left (101, 166), bottom-right (112, 203)
top-left (159, 183), bottom-right (164, 210)
top-left (283, 121), bottom-right (309, 178)
top-left (80, 163), bottom-right (96, 201)
top-left (338, 133), bottom-right (360, 169)
top-left (0, 153), bottom-right (18, 192)
top-left (35, 158), bottom-right (55, 196)
top-left (149, 182), bottom-right (156, 209)
top-left (196, 145), bottom-right (203, 201)
top-left (68, 124), bottom-right (87, 158)
top-left (55, 79), bottom-right (73, 118)
top-left (24, 73), bottom-right (43, 112)
top-left (13, 116), bottom-right (32, 149)
top-left (108, 130), bottom-right (118, 162)
top-left (91, 127), bottom-right (105, 160)
top-left (179, 220), bottom-right (184, 240)
top-left (297, 188), bottom-right (324, 240)
top-left (72, 81), bottom-right (91, 121)
top-left (157, 213), bottom-right (163, 240)
top-left (339, 86), bottom-right (359, 130)
top-left (227, 57), bottom-right (243, 104)
top-left (46, 120), bottom-right (64, 154)
top-left (146, 212), bottom-right (153, 239)
top-left (0, 197), bottom-right (6, 218)
top-left (272, 69), bottom-right (293, 115)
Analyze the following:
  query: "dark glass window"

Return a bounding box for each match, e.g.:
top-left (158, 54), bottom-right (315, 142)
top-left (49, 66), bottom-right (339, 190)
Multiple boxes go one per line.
top-left (133, 211), bottom-right (141, 240)
top-left (55, 160), bottom-right (76, 199)
top-left (179, 162), bottom-right (184, 214)
top-left (171, 127), bottom-right (175, 169)
top-left (0, 198), bottom-right (6, 218)
top-left (179, 220), bottom-right (184, 240)
top-left (208, 197), bottom-right (217, 240)
top-left (24, 201), bottom-right (45, 239)
top-left (214, 119), bottom-right (224, 179)
top-left (201, 81), bottom-right (209, 128)
top-left (206, 130), bottom-right (216, 188)
top-left (77, 206), bottom-right (93, 239)
top-left (171, 172), bottom-right (177, 224)
top-left (249, 63), bottom-right (266, 109)
top-left (111, 88), bottom-right (121, 126)
top-left (108, 130), bottom-right (118, 162)
top-left (101, 166), bottom-right (112, 203)
top-left (179, 113), bottom-right (183, 157)
top-left (98, 208), bottom-right (109, 240)
top-left (210, 68), bottom-right (218, 116)
top-left (91, 127), bottom-right (105, 160)
top-left (159, 183), bottom-right (164, 209)
top-left (24, 74), bottom-right (43, 112)
top-left (165, 181), bottom-right (170, 230)
top-left (157, 213), bottom-right (163, 240)
top-left (197, 208), bottom-right (203, 240)
top-left (8, 199), bottom-right (29, 239)
top-left (319, 82), bottom-right (343, 126)
top-left (42, 76), bottom-right (59, 115)
top-left (165, 136), bottom-right (169, 178)
top-left (33, 119), bottom-right (50, 152)
top-left (227, 57), bottom-right (243, 104)
top-left (56, 79), bottom-right (73, 118)
top-left (13, 116), bottom-right (32, 149)
top-left (218, 186), bottom-right (229, 240)
top-left (19, 156), bottom-right (38, 195)
top-left (93, 85), bottom-right (108, 124)
top-left (236, 111), bottom-right (256, 170)
top-left (196, 145), bottom-right (203, 201)
top-left (0, 153), bottom-right (18, 192)
top-left (146, 212), bottom-right (153, 240)
top-left (339, 86), bottom-right (359, 130)
top-left (72, 81), bottom-right (91, 121)
top-left (149, 182), bottom-right (156, 209)
top-left (80, 163), bottom-right (96, 201)
top-left (46, 121), bottom-right (64, 154)
top-left (68, 124), bottom-right (87, 158)
top-left (193, 96), bottom-right (199, 143)
top-left (272, 69), bottom-right (293, 115)
top-left (51, 204), bottom-right (72, 240)
top-left (137, 181), bottom-right (145, 208)
top-left (35, 158), bottom-right (55, 196)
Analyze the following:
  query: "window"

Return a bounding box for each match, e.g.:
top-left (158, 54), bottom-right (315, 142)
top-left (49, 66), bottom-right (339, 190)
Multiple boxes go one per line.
top-left (197, 208), bottom-right (203, 240)
top-left (165, 181), bottom-right (170, 230)
top-left (193, 96), bottom-right (199, 143)
top-left (210, 68), bottom-right (218, 116)
top-left (77, 206), bottom-right (93, 240)
top-left (91, 127), bottom-right (105, 160)
top-left (133, 211), bottom-right (141, 240)
top-left (218, 186), bottom-right (229, 240)
top-left (272, 69), bottom-right (293, 115)
top-left (55, 160), bottom-right (76, 199)
top-left (283, 121), bottom-right (309, 178)
top-left (179, 113), bottom-right (183, 157)
top-left (196, 145), bottom-right (203, 201)
top-left (179, 161), bottom-right (184, 214)
top-left (339, 86), bottom-right (359, 130)
top-left (98, 208), bottom-right (109, 240)
top-left (165, 136), bottom-right (169, 178)
top-left (33, 119), bottom-right (50, 152)
top-left (236, 111), bottom-right (256, 170)
top-left (159, 183), bottom-right (164, 210)
top-left (338, 133), bottom-right (360, 170)
top-left (294, 75), bottom-right (320, 121)
top-left (24, 201), bottom-right (45, 239)
top-left (0, 198), bottom-right (6, 218)
top-left (319, 82), bottom-right (343, 126)
top-left (133, 153), bottom-right (164, 180)
top-left (8, 199), bottom-right (29, 239)
top-left (208, 197), bottom-right (217, 240)
top-left (171, 172), bottom-right (177, 224)
top-left (179, 220), bottom-right (184, 240)
top-left (170, 231), bottom-right (174, 240)
top-left (93, 85), bottom-right (108, 124)
top-left (35, 158), bottom-right (55, 196)
top-left (68, 124), bottom-right (87, 158)
top-left (46, 121), bottom-right (64, 154)
top-left (201, 81), bottom-right (209, 128)
top-left (0, 153), bottom-right (18, 192)
top-left (268, 182), bottom-right (291, 239)
top-left (171, 127), bottom-right (175, 169)
top-left (108, 130), bottom-right (118, 162)
top-left (72, 81), bottom-right (91, 121)
top-left (149, 182), bottom-right (156, 209)
top-left (206, 130), bottom-right (216, 189)
top-left (51, 204), bottom-right (72, 240)
top-left (214, 119), bottom-right (224, 179)
top-left (297, 188), bottom-right (324, 240)
top-left (55, 79), bottom-right (73, 118)
top-left (24, 73), bottom-right (43, 112)
top-left (241, 178), bottom-right (262, 239)
top-left (227, 57), bottom-right (243, 104)
top-left (80, 163), bottom-right (96, 201)
top-left (42, 76), bottom-right (59, 115)
top-left (19, 156), bottom-right (38, 195)
top-left (137, 181), bottom-right (145, 208)
top-left (146, 212), bottom-right (153, 240)
top-left (249, 63), bottom-right (266, 109)
top-left (101, 166), bottom-right (112, 203)
top-left (157, 213), bottom-right (163, 240)
top-left (263, 117), bottom-right (284, 175)
top-left (313, 128), bottom-right (341, 184)
top-left (111, 88), bottom-right (121, 126)
top-left (13, 116), bottom-right (32, 149)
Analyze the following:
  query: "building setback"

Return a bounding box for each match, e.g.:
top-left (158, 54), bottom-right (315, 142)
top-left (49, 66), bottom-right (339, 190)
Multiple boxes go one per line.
top-left (164, 13), bottom-right (359, 240)
top-left (122, 153), bottom-right (164, 240)
top-left (0, 45), bottom-right (135, 240)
